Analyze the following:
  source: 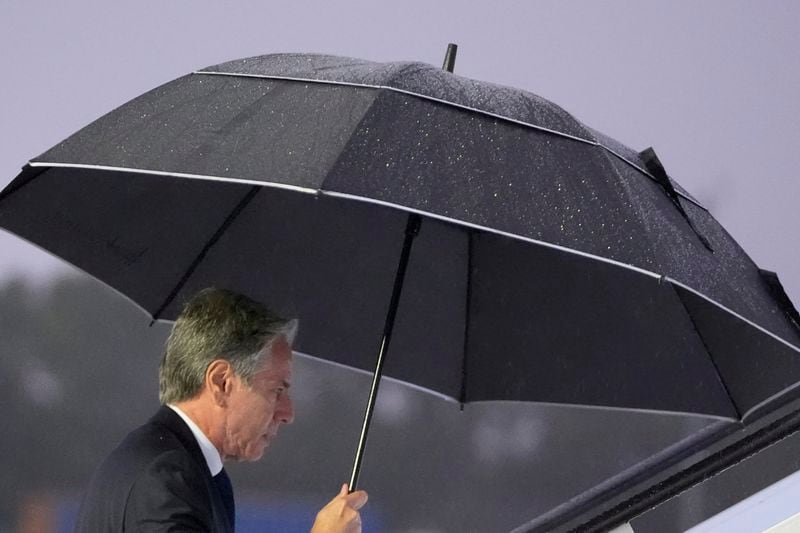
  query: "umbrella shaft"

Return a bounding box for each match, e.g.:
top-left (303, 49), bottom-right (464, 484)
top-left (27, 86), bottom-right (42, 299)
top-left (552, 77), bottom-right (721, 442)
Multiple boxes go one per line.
top-left (349, 213), bottom-right (421, 492)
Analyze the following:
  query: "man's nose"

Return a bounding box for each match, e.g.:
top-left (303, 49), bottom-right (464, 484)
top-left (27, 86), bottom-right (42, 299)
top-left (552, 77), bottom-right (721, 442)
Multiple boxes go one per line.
top-left (276, 396), bottom-right (294, 424)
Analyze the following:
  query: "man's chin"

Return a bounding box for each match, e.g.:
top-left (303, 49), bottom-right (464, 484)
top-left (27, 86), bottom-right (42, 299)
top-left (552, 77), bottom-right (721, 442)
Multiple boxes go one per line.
top-left (247, 450), bottom-right (266, 461)
top-left (243, 438), bottom-right (270, 462)
top-left (235, 451), bottom-right (264, 462)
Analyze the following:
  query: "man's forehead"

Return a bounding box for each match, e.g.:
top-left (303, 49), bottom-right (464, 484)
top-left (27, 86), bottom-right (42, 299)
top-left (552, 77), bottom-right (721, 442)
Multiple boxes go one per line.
top-left (251, 364), bottom-right (292, 384)
top-left (255, 344), bottom-right (293, 376)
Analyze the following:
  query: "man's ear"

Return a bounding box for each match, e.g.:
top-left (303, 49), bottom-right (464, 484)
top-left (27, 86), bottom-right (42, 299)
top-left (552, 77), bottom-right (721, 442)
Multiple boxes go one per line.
top-left (206, 359), bottom-right (234, 406)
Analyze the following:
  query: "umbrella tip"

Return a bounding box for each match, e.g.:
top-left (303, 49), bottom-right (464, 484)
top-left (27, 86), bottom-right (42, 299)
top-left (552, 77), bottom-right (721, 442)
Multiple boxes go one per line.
top-left (442, 43), bottom-right (458, 73)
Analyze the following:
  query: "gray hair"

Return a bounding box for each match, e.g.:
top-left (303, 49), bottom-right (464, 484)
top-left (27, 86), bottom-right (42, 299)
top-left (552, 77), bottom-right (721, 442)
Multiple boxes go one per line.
top-left (159, 287), bottom-right (298, 404)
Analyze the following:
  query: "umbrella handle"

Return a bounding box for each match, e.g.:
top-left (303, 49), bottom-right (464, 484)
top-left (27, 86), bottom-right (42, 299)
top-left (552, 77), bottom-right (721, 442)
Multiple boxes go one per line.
top-left (348, 213), bottom-right (421, 492)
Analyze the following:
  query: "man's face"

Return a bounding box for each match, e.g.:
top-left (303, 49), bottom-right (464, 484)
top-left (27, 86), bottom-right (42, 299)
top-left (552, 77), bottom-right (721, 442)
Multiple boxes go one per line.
top-left (221, 336), bottom-right (294, 462)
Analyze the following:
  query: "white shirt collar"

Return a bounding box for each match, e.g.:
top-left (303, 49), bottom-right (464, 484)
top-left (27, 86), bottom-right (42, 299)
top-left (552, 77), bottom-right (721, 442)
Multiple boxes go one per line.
top-left (167, 404), bottom-right (224, 476)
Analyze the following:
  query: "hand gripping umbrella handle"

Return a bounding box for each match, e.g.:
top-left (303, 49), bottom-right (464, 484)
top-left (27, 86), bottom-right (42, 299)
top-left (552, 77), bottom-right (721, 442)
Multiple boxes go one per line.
top-left (348, 213), bottom-right (421, 492)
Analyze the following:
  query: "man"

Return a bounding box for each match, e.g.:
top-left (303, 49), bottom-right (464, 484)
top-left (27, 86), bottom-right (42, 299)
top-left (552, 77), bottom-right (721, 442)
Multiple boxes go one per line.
top-left (76, 287), bottom-right (368, 532)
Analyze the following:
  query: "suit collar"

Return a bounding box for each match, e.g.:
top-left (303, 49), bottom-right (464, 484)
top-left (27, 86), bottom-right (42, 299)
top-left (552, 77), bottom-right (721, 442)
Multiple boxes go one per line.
top-left (167, 404), bottom-right (224, 475)
top-left (149, 405), bottom-right (212, 477)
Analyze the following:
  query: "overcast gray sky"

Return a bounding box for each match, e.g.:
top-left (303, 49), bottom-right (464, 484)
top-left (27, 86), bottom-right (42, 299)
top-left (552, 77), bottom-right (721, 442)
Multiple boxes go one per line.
top-left (2, 0), bottom-right (798, 302)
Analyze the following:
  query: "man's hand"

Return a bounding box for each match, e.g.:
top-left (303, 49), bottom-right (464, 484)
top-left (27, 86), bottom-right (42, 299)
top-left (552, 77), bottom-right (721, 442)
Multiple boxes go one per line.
top-left (311, 484), bottom-right (369, 533)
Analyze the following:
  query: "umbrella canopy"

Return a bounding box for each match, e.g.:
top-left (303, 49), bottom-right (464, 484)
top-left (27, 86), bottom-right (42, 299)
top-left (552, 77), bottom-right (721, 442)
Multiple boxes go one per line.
top-left (1, 53), bottom-right (799, 424)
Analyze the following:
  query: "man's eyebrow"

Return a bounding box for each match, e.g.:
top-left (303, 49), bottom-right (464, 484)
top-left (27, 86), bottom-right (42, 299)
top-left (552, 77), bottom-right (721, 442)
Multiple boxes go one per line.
top-left (281, 380), bottom-right (291, 389)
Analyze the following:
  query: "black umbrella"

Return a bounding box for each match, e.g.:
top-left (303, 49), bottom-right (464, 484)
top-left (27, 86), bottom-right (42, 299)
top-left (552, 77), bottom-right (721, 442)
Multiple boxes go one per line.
top-left (2, 47), bottom-right (800, 492)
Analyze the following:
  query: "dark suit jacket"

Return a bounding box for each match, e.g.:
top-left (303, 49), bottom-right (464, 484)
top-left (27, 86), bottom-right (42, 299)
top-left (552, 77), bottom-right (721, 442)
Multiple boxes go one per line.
top-left (75, 406), bottom-right (233, 532)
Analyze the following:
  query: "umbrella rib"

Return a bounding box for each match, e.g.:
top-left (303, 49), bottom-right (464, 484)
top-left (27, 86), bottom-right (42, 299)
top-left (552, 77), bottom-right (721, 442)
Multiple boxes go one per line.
top-left (667, 278), bottom-right (800, 421)
top-left (27, 162), bottom-right (318, 195)
top-left (459, 229), bottom-right (474, 408)
top-left (293, 349), bottom-right (460, 402)
top-left (193, 72), bottom-right (594, 142)
top-left (669, 278), bottom-right (800, 356)
top-left (668, 280), bottom-right (743, 420)
top-left (150, 185), bottom-right (261, 322)
top-left (0, 165), bottom-right (46, 203)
